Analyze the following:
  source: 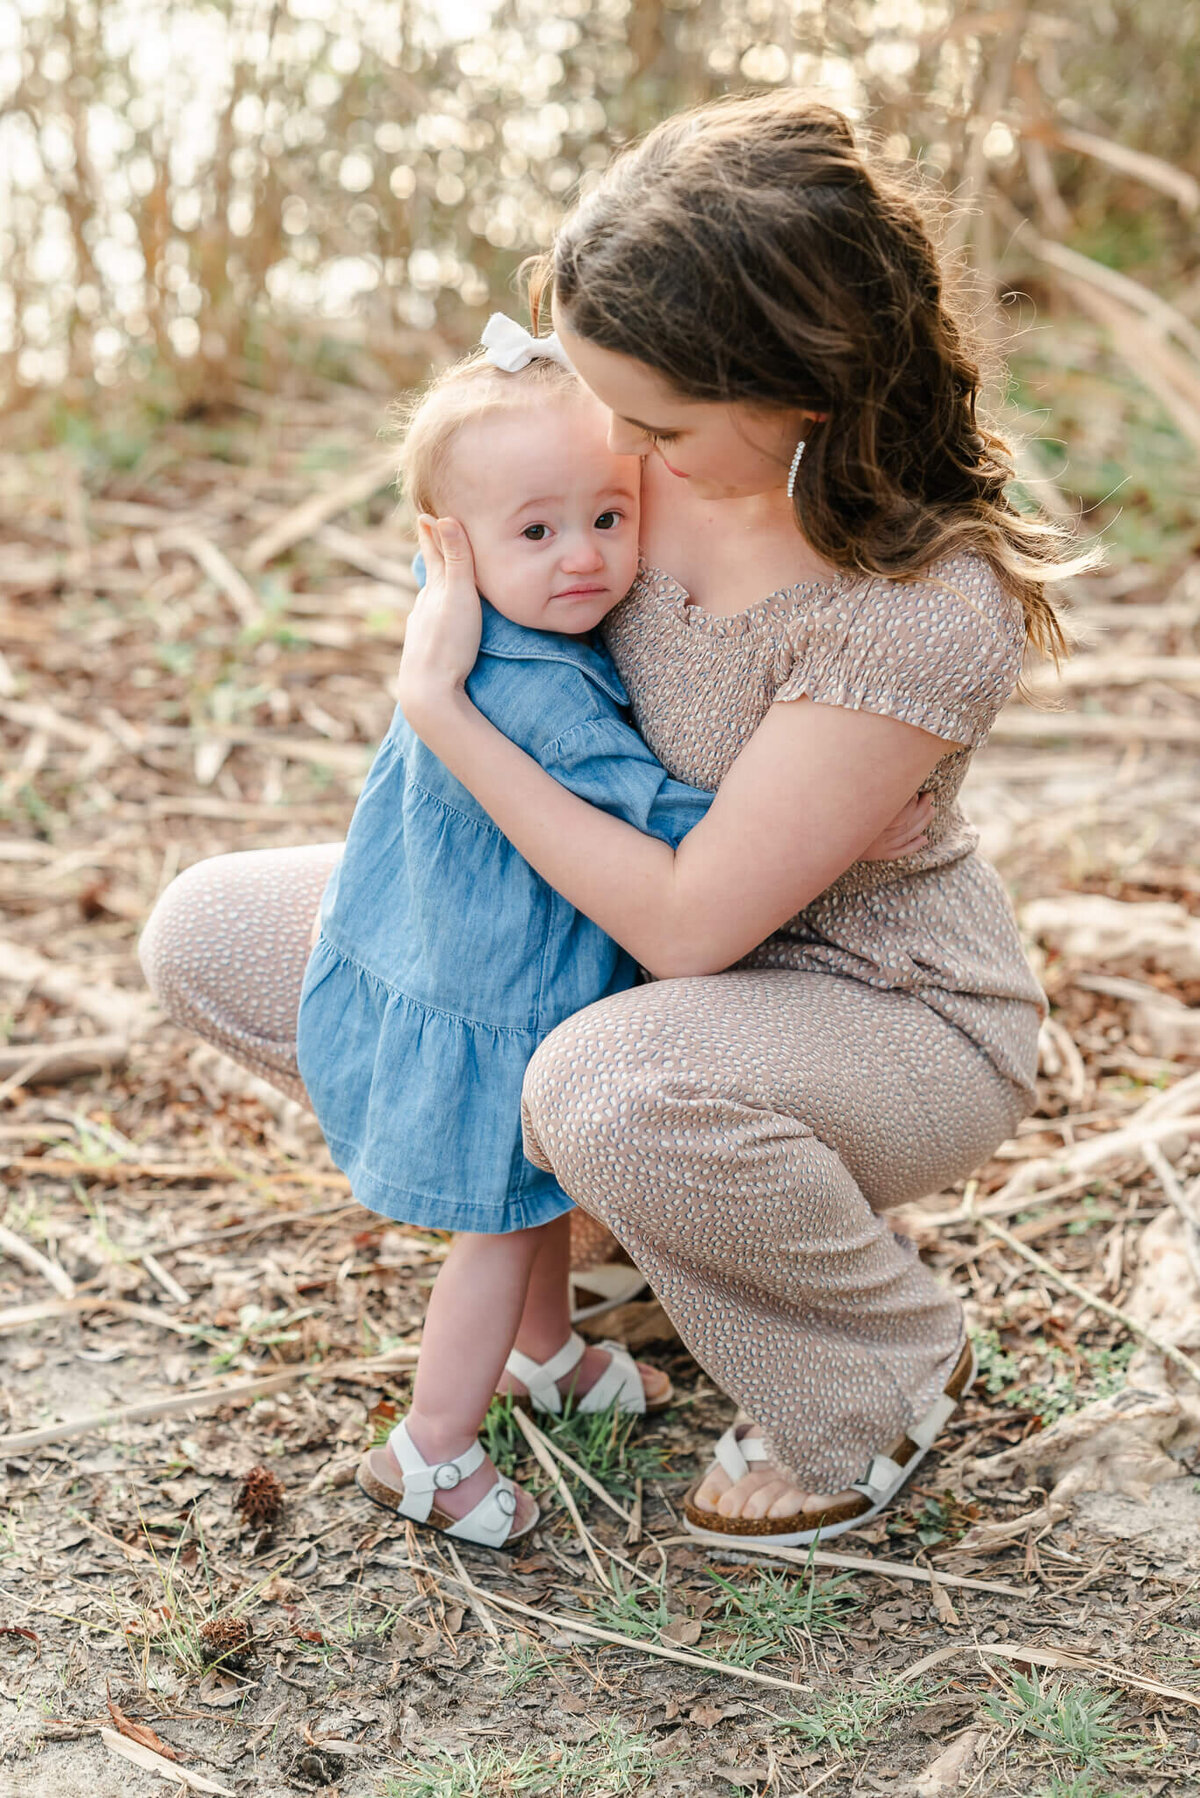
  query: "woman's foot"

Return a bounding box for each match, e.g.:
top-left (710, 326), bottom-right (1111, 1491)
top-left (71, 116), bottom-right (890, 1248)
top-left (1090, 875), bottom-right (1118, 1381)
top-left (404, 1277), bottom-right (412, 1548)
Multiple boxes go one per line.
top-left (689, 1342), bottom-right (977, 1532)
top-left (381, 1412), bottom-right (538, 1535)
top-left (691, 1427), bottom-right (908, 1521)
top-left (499, 1338), bottom-right (671, 1410)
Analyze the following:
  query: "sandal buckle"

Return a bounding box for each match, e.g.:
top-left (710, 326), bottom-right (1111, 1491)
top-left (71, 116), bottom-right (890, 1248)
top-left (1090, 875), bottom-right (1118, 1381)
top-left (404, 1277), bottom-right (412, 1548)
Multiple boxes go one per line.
top-left (495, 1487), bottom-right (517, 1516)
top-left (434, 1462), bottom-right (462, 1491)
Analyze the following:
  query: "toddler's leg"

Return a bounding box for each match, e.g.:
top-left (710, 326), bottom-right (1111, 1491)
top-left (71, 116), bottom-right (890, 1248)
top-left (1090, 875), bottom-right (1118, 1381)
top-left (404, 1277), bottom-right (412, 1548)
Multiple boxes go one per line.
top-left (499, 1214), bottom-right (672, 1408)
top-left (402, 1227), bottom-right (546, 1533)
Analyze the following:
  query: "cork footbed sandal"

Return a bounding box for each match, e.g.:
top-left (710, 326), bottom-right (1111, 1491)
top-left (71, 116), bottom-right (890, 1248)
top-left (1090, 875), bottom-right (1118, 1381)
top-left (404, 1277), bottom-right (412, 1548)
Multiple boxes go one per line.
top-left (355, 1418), bottom-right (539, 1550)
top-left (682, 1339), bottom-right (977, 1549)
top-left (504, 1330), bottom-right (673, 1417)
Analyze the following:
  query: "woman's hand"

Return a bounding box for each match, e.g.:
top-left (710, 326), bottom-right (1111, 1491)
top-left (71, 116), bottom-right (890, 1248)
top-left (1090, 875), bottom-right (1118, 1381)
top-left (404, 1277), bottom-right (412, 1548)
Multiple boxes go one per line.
top-left (860, 788), bottom-right (933, 861)
top-left (396, 516), bottom-right (483, 738)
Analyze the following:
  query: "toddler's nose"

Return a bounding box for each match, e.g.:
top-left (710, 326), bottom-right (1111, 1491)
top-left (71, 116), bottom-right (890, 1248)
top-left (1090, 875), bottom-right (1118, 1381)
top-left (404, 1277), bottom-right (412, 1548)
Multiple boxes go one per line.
top-left (559, 536), bottom-right (606, 574)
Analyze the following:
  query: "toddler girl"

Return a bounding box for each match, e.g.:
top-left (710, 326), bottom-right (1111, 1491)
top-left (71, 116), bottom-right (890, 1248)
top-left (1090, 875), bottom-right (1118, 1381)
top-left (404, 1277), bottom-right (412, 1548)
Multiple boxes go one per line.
top-left (297, 317), bottom-right (927, 1547)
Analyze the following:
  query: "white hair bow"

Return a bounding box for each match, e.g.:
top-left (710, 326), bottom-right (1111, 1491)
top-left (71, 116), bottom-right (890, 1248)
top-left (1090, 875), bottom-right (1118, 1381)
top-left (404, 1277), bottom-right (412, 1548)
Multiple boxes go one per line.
top-left (481, 312), bottom-right (573, 374)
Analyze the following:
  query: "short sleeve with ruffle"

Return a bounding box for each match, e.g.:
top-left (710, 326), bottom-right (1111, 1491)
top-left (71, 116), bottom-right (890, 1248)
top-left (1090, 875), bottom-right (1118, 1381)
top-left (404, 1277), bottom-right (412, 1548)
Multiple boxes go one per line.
top-left (775, 554), bottom-right (1025, 750)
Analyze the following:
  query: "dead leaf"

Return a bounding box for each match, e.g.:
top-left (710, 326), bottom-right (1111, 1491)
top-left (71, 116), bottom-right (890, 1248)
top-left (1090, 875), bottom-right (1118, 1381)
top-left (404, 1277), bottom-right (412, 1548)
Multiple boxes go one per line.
top-left (909, 1728), bottom-right (985, 1796)
top-left (926, 1572), bottom-right (960, 1627)
top-left (195, 1671), bottom-right (250, 1708)
top-left (106, 1693), bottom-right (179, 1761)
top-left (577, 1297), bottom-right (677, 1348)
top-left (661, 1616), bottom-right (703, 1647)
top-left (688, 1700), bottom-right (725, 1728)
top-left (101, 1725), bottom-right (235, 1794)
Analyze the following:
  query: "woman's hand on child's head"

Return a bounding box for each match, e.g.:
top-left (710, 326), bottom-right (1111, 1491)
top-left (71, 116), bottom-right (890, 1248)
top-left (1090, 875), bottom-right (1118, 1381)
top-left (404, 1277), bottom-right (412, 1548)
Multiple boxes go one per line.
top-left (861, 788), bottom-right (933, 862)
top-left (398, 516), bottom-right (484, 734)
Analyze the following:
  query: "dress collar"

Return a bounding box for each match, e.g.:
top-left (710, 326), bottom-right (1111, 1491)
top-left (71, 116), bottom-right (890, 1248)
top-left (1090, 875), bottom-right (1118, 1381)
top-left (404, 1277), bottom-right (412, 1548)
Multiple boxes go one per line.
top-left (477, 601), bottom-right (628, 707)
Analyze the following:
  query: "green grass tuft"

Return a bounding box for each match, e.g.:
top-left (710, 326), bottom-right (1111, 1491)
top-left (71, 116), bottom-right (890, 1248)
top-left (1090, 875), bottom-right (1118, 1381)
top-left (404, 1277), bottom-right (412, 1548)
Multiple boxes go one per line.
top-left (985, 1670), bottom-right (1150, 1772)
top-left (381, 1717), bottom-right (669, 1796)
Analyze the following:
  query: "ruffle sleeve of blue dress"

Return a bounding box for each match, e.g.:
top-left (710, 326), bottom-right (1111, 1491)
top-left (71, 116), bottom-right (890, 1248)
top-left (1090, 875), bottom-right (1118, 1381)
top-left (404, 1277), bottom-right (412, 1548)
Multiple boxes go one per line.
top-left (295, 566), bottom-right (715, 1234)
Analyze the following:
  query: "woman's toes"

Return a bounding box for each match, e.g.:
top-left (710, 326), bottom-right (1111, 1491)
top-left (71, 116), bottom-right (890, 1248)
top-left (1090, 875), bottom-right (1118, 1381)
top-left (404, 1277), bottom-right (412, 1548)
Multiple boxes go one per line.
top-left (714, 1471), bottom-right (772, 1518)
top-left (767, 1485), bottom-right (812, 1519)
top-left (740, 1479), bottom-right (793, 1520)
top-left (513, 1487), bottom-right (538, 1533)
top-left (692, 1467), bottom-right (733, 1511)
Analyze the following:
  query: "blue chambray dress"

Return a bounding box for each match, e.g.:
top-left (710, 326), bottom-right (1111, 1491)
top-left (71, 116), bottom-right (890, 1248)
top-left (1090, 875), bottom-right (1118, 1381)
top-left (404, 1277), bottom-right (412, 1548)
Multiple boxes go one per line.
top-left (295, 600), bottom-right (712, 1234)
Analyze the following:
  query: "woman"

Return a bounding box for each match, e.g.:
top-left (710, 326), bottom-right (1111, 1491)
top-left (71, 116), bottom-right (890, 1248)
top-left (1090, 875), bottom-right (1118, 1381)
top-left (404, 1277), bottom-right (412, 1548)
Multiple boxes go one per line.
top-left (143, 92), bottom-right (1081, 1546)
top-left (393, 93), bottom-right (1085, 1545)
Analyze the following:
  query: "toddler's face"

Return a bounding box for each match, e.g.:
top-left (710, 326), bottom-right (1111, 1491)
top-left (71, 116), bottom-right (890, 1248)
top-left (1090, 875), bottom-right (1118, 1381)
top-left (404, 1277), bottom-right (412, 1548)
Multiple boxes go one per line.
top-left (439, 393), bottom-right (641, 634)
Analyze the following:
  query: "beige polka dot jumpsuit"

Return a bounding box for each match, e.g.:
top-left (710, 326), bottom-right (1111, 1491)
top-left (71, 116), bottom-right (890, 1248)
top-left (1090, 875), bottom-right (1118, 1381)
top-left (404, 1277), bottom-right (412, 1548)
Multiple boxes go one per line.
top-left (141, 549), bottom-right (1045, 1492)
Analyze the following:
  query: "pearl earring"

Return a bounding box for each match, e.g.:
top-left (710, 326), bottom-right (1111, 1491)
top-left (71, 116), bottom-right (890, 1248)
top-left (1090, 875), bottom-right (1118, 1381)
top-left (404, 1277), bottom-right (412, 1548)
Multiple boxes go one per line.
top-left (786, 436), bottom-right (806, 500)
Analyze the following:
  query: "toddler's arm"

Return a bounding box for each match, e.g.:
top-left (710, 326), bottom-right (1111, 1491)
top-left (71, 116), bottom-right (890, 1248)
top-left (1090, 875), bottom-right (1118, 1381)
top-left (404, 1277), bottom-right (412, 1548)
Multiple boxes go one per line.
top-left (541, 718), bottom-right (930, 858)
top-left (540, 715), bottom-right (711, 849)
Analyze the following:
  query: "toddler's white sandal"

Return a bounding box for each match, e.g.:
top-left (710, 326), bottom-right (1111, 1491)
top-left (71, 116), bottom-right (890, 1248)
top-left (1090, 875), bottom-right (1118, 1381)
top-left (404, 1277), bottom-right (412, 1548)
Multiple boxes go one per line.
top-left (355, 1417), bottom-right (537, 1549)
top-left (504, 1330), bottom-right (672, 1417)
top-left (682, 1339), bottom-right (977, 1548)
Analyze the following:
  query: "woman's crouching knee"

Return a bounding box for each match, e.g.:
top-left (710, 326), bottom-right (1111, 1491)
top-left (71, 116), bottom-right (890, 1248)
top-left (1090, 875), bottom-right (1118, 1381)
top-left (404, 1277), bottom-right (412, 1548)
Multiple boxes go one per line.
top-left (138, 857), bottom-right (226, 1021)
top-left (521, 1002), bottom-right (687, 1217)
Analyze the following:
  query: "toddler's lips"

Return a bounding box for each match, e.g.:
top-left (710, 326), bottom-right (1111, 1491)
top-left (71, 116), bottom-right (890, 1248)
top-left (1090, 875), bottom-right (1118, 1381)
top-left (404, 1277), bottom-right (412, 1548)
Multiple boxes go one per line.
top-left (552, 584), bottom-right (608, 599)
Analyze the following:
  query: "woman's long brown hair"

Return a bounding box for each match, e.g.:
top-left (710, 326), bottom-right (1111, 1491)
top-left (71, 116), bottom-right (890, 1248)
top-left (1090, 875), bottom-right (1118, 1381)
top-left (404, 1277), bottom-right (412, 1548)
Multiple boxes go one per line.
top-left (529, 91), bottom-right (1095, 661)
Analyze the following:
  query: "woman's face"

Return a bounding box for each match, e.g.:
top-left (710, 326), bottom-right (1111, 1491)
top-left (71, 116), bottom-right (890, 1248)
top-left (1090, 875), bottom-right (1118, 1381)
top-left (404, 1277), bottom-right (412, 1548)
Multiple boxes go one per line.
top-left (554, 306), bottom-right (813, 502)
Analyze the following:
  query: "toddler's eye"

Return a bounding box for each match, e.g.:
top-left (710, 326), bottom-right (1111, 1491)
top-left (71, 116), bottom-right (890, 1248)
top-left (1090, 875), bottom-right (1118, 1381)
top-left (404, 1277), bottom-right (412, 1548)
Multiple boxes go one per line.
top-left (595, 511), bottom-right (620, 530)
top-left (522, 523), bottom-right (549, 541)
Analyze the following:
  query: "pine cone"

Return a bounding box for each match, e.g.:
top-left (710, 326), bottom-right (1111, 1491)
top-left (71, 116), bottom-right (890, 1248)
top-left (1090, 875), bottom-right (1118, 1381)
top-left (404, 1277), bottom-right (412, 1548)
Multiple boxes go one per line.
top-left (198, 1615), bottom-right (256, 1673)
top-left (236, 1464), bottom-right (285, 1528)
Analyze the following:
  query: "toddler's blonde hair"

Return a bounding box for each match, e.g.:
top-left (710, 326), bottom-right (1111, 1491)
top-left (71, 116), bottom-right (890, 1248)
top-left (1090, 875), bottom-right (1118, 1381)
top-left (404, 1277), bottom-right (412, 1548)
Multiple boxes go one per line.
top-left (394, 346), bottom-right (581, 521)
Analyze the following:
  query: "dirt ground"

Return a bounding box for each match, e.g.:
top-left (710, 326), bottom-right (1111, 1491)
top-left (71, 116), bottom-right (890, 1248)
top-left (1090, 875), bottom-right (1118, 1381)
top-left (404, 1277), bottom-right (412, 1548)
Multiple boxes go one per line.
top-left (2, 391), bottom-right (1199, 1797)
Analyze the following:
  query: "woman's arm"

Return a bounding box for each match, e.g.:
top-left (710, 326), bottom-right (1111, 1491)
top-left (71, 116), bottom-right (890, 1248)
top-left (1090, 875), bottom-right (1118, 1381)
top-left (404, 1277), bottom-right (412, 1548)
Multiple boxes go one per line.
top-left (402, 519), bottom-right (953, 979)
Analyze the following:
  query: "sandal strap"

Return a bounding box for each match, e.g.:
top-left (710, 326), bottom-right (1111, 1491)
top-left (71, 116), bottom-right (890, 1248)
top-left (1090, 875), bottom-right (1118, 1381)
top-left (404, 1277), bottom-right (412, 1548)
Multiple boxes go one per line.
top-left (712, 1425), bottom-right (772, 1485)
top-left (906, 1391), bottom-right (958, 1451)
top-left (445, 1474), bottom-right (522, 1548)
top-left (505, 1332), bottom-right (587, 1416)
top-left (575, 1339), bottom-right (646, 1415)
top-left (850, 1452), bottom-right (906, 1505)
top-left (386, 1420), bottom-right (487, 1520)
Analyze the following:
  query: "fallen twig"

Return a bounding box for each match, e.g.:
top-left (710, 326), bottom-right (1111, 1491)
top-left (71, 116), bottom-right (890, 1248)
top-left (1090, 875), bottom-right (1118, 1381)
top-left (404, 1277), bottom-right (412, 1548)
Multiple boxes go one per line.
top-left (513, 1412), bottom-right (634, 1528)
top-left (441, 1540), bottom-right (501, 1644)
top-left (100, 1726), bottom-right (235, 1794)
top-left (0, 1033), bottom-right (128, 1087)
top-left (433, 1561), bottom-right (815, 1695)
top-left (0, 938), bottom-right (150, 1035)
top-left (242, 447), bottom-right (399, 572)
top-left (0, 1295), bottom-right (210, 1337)
top-left (512, 1407), bottom-right (612, 1589)
top-left (0, 1348), bottom-right (420, 1456)
top-left (902, 1639), bottom-right (1200, 1711)
top-left (657, 1534), bottom-right (1027, 1598)
top-left (158, 527), bottom-right (263, 628)
top-left (0, 1220), bottom-right (75, 1299)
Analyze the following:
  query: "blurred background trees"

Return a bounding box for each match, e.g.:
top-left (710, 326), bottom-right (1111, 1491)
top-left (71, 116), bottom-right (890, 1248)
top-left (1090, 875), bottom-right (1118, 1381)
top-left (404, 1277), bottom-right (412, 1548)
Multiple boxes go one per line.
top-left (2, 0), bottom-right (1199, 554)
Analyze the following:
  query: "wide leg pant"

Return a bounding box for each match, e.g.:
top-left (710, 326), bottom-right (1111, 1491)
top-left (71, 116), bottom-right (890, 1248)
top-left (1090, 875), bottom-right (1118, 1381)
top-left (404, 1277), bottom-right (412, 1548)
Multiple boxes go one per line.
top-left (141, 848), bottom-right (1033, 1490)
top-left (521, 971), bottom-right (1032, 1489)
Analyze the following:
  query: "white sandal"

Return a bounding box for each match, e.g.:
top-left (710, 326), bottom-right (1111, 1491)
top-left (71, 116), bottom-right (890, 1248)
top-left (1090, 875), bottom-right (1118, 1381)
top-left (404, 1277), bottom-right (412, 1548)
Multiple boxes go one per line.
top-left (356, 1417), bottom-right (537, 1549)
top-left (683, 1339), bottom-right (977, 1547)
top-left (504, 1330), bottom-right (672, 1417)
